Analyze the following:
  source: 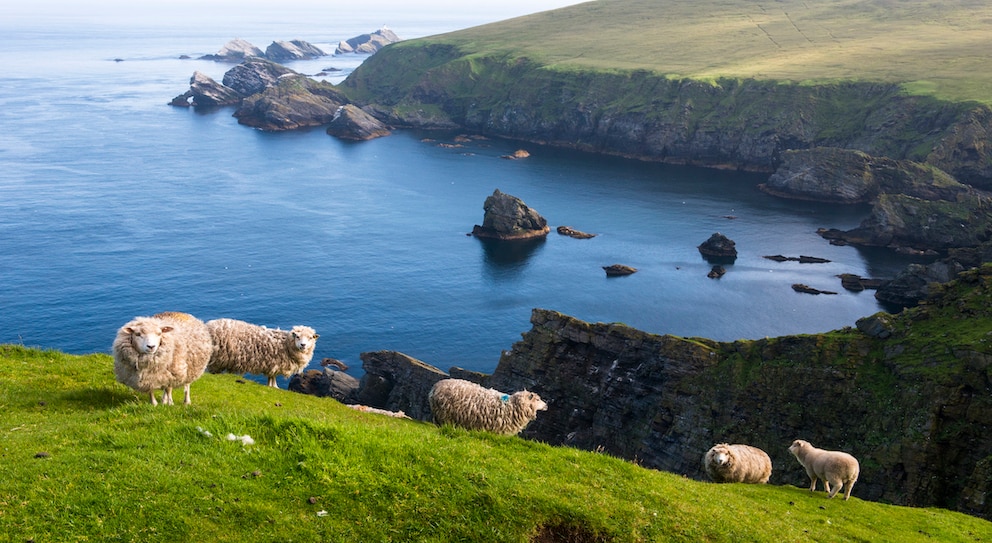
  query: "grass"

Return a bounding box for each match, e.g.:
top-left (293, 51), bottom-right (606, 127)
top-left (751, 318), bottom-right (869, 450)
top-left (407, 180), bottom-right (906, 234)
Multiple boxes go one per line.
top-left (1, 345), bottom-right (990, 542)
top-left (415, 0), bottom-right (992, 104)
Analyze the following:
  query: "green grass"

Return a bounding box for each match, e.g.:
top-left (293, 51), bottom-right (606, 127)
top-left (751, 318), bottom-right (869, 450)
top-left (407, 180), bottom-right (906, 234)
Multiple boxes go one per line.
top-left (1, 345), bottom-right (990, 541)
top-left (415, 0), bottom-right (992, 104)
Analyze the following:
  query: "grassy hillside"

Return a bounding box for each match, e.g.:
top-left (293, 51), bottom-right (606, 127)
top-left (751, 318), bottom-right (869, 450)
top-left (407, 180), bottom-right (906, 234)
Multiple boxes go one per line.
top-left (1, 345), bottom-right (990, 541)
top-left (420, 0), bottom-right (992, 104)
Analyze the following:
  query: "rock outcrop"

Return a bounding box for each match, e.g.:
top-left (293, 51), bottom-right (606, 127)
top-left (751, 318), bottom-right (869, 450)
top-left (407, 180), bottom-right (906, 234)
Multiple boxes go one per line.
top-left (697, 232), bottom-right (737, 261)
top-left (264, 40), bottom-right (327, 62)
top-left (335, 27), bottom-right (401, 55)
top-left (325, 104), bottom-right (391, 141)
top-left (221, 57), bottom-right (296, 96)
top-left (169, 71), bottom-right (242, 107)
top-left (233, 74), bottom-right (349, 131)
top-left (874, 260), bottom-right (966, 309)
top-left (471, 189), bottom-right (550, 240)
top-left (200, 38), bottom-right (264, 61)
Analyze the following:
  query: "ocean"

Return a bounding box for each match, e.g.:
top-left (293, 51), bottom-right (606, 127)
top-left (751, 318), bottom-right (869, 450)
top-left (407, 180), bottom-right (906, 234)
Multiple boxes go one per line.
top-left (0, 2), bottom-right (921, 381)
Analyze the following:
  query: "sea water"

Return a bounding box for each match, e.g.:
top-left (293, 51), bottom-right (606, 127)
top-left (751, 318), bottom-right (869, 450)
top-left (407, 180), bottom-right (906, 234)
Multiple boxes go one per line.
top-left (0, 2), bottom-right (921, 378)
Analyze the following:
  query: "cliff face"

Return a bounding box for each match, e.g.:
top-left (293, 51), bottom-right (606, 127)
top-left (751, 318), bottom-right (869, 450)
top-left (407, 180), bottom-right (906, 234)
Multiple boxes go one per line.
top-left (479, 266), bottom-right (992, 519)
top-left (342, 44), bottom-right (992, 189)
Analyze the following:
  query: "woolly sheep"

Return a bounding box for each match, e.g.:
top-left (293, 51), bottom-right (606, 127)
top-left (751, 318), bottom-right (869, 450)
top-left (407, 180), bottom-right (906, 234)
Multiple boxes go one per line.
top-left (428, 378), bottom-right (548, 435)
top-left (788, 439), bottom-right (860, 500)
top-left (205, 318), bottom-right (319, 387)
top-left (112, 311), bottom-right (212, 406)
top-left (703, 443), bottom-right (773, 484)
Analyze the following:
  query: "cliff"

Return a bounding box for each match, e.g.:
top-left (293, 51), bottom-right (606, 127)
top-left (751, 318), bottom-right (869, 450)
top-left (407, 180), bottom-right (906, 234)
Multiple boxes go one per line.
top-left (312, 264), bottom-right (992, 520)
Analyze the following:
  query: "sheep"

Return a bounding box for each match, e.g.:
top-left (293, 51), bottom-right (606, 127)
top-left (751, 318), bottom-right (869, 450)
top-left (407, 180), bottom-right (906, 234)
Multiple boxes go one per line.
top-left (112, 311), bottom-right (212, 406)
top-left (788, 439), bottom-right (860, 500)
top-left (428, 378), bottom-right (548, 435)
top-left (205, 318), bottom-right (319, 387)
top-left (703, 443), bottom-right (773, 484)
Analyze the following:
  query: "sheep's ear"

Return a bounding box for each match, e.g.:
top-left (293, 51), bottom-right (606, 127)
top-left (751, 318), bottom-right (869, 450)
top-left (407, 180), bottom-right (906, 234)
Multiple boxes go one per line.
top-left (161, 326), bottom-right (174, 333)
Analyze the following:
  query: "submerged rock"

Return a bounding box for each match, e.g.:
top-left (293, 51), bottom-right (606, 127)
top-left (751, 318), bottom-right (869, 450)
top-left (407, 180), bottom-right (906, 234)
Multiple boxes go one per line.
top-left (471, 189), bottom-right (550, 240)
top-left (603, 264), bottom-right (637, 277)
top-left (557, 226), bottom-right (596, 239)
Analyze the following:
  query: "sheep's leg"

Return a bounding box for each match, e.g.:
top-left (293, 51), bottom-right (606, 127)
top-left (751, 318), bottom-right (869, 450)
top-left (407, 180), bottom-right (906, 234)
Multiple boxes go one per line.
top-left (843, 481), bottom-right (855, 500)
top-left (267, 376), bottom-right (278, 387)
top-left (808, 476), bottom-right (818, 493)
top-left (163, 387), bottom-right (174, 405)
top-left (826, 478), bottom-right (841, 498)
top-left (182, 384), bottom-right (192, 405)
top-left (149, 391), bottom-right (158, 406)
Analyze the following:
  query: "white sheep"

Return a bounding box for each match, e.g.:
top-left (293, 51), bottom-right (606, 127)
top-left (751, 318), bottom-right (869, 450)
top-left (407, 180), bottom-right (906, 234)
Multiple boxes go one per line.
top-left (428, 378), bottom-right (548, 435)
top-left (112, 311), bottom-right (212, 406)
top-left (703, 443), bottom-right (773, 484)
top-left (205, 318), bottom-right (319, 387)
top-left (788, 439), bottom-right (860, 500)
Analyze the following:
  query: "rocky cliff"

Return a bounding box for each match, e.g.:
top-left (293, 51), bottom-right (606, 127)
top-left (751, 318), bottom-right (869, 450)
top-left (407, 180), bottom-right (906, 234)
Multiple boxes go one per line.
top-left (307, 264), bottom-right (992, 520)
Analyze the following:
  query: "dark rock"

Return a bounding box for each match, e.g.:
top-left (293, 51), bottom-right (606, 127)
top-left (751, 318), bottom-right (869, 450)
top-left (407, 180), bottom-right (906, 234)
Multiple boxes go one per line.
top-left (856, 313), bottom-right (895, 339)
top-left (288, 368), bottom-right (359, 401)
top-left (326, 105), bottom-right (391, 141)
top-left (875, 261), bottom-right (965, 309)
top-left (763, 254), bottom-right (831, 264)
top-left (557, 226), bottom-right (596, 239)
top-left (707, 265), bottom-right (726, 278)
top-left (761, 147), bottom-right (877, 204)
top-left (792, 283), bottom-right (838, 295)
top-left (697, 232), bottom-right (737, 261)
top-left (603, 264), bottom-right (637, 277)
top-left (200, 38), bottom-right (265, 61)
top-left (221, 57), bottom-right (296, 97)
top-left (354, 350), bottom-right (448, 421)
top-left (838, 273), bottom-right (887, 292)
top-left (471, 189), bottom-right (550, 240)
top-left (264, 40), bottom-right (326, 62)
top-left (335, 27), bottom-right (401, 55)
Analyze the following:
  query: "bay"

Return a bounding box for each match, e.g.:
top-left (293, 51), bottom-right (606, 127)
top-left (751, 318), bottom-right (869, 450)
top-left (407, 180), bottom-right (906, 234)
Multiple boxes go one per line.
top-left (0, 3), bottom-right (920, 379)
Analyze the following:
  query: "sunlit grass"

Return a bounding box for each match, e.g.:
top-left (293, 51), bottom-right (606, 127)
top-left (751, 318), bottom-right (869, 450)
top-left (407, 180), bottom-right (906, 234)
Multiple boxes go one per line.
top-left (1, 344), bottom-right (989, 542)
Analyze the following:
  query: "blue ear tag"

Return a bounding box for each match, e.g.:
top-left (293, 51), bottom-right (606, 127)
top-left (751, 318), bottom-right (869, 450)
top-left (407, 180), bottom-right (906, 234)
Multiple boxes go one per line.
top-left (501, 394), bottom-right (510, 402)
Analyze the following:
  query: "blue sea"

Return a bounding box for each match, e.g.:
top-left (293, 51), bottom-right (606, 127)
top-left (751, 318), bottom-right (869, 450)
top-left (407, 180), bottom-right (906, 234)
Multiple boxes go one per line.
top-left (0, 2), bottom-right (921, 381)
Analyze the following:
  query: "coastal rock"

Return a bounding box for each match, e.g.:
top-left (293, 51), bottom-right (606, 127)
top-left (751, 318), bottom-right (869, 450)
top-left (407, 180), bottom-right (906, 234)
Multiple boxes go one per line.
top-left (764, 255), bottom-right (832, 264)
top-left (288, 368), bottom-right (359, 401)
top-left (855, 313), bottom-right (895, 339)
top-left (792, 283), bottom-right (838, 295)
top-left (603, 264), bottom-right (637, 277)
top-left (326, 104), bottom-right (391, 141)
top-left (471, 189), bottom-right (550, 240)
top-left (200, 38), bottom-right (264, 61)
top-left (697, 232), bottom-right (737, 260)
top-left (500, 149), bottom-right (530, 159)
top-left (233, 75), bottom-right (349, 131)
top-left (874, 260), bottom-right (965, 309)
top-left (175, 71), bottom-right (242, 107)
top-left (838, 273), bottom-right (887, 292)
top-left (557, 225), bottom-right (596, 239)
top-left (707, 265), bottom-right (726, 278)
top-left (334, 27), bottom-right (401, 55)
top-left (353, 350), bottom-right (447, 421)
top-left (221, 57), bottom-right (296, 96)
top-left (264, 40), bottom-right (327, 62)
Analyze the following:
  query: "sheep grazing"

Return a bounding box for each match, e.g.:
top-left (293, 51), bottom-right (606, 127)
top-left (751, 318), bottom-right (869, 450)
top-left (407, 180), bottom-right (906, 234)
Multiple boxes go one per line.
top-left (703, 443), bottom-right (773, 484)
top-left (788, 439), bottom-right (860, 500)
top-left (428, 378), bottom-right (548, 436)
top-left (205, 318), bottom-right (319, 387)
top-left (112, 312), bottom-right (212, 406)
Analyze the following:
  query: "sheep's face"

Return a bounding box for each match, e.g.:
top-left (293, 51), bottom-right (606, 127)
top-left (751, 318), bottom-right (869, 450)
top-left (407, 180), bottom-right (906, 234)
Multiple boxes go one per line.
top-left (711, 450), bottom-right (731, 466)
top-left (127, 323), bottom-right (173, 354)
top-left (515, 391), bottom-right (548, 412)
top-left (290, 327), bottom-right (318, 352)
top-left (788, 440), bottom-right (809, 457)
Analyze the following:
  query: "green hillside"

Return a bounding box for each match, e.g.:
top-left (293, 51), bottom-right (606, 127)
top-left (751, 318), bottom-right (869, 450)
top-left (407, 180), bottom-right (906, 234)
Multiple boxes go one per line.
top-left (1, 345), bottom-right (989, 542)
top-left (422, 0), bottom-right (992, 104)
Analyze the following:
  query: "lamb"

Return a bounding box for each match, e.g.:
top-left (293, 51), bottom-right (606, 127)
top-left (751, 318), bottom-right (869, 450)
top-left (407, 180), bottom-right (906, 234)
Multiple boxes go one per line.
top-left (788, 439), bottom-right (860, 500)
top-left (428, 378), bottom-right (548, 435)
top-left (112, 311), bottom-right (212, 406)
top-left (703, 443), bottom-right (773, 484)
top-left (205, 318), bottom-right (319, 387)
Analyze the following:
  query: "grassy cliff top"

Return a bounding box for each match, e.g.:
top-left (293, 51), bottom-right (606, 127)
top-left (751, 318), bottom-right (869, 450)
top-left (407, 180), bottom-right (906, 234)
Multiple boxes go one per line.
top-left (2, 344), bottom-right (991, 541)
top-left (417, 0), bottom-right (992, 104)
